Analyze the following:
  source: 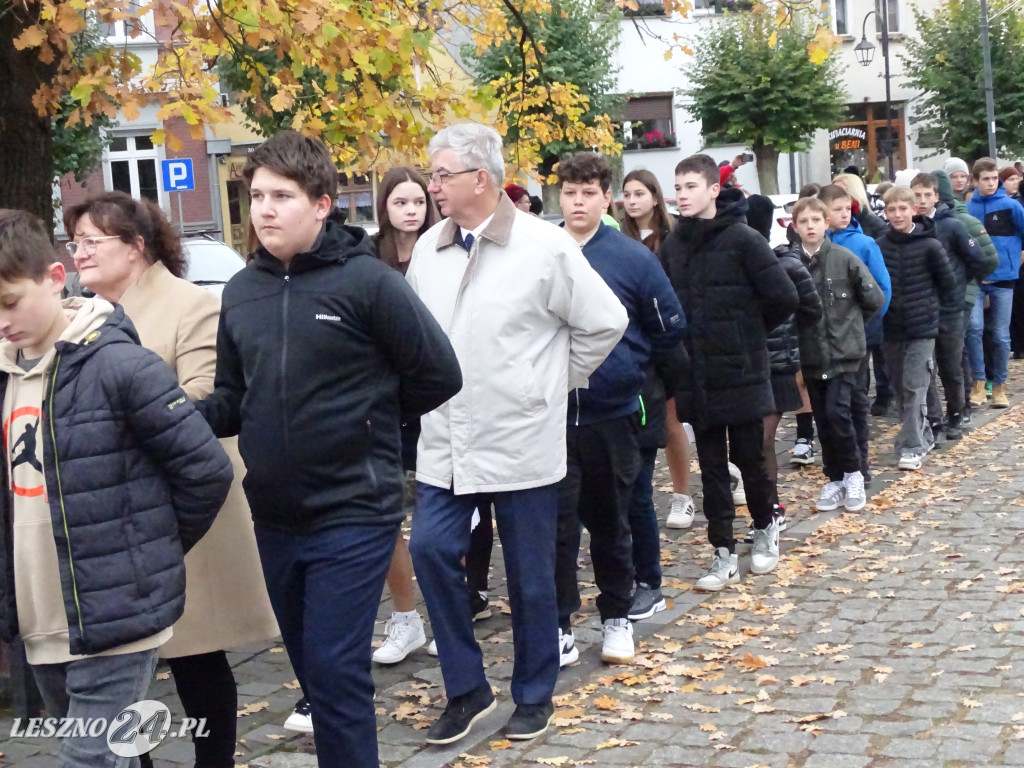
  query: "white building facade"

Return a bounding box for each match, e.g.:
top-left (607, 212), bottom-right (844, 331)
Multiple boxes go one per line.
top-left (612, 0), bottom-right (946, 197)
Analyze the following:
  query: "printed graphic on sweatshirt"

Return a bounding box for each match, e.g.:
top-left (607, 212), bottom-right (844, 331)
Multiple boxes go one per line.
top-left (4, 406), bottom-right (46, 498)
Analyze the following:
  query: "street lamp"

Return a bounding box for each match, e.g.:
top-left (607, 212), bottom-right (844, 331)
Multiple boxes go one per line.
top-left (855, 0), bottom-right (895, 181)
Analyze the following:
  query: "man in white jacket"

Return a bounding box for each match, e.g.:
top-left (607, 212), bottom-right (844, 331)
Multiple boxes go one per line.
top-left (407, 123), bottom-right (627, 746)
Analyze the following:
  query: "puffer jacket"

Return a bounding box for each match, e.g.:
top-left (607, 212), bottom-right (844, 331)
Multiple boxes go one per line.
top-left (967, 185), bottom-right (1024, 281)
top-left (876, 217), bottom-right (959, 340)
top-left (767, 245), bottom-right (824, 376)
top-left (660, 188), bottom-right (799, 428)
top-left (932, 201), bottom-right (989, 328)
top-left (0, 304), bottom-right (232, 655)
top-left (797, 239), bottom-right (885, 379)
top-left (933, 170), bottom-right (997, 309)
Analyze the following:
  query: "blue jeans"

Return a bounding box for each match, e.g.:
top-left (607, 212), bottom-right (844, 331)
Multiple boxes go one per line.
top-left (32, 648), bottom-right (159, 768)
top-left (411, 483), bottom-right (559, 707)
top-left (967, 284), bottom-right (1013, 385)
top-left (628, 447), bottom-right (661, 588)
top-left (255, 522), bottom-right (399, 768)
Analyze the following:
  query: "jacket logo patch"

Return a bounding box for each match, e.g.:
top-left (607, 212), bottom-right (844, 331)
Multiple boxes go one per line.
top-left (315, 313), bottom-right (342, 322)
top-left (167, 396), bottom-right (187, 411)
top-left (83, 331), bottom-right (101, 345)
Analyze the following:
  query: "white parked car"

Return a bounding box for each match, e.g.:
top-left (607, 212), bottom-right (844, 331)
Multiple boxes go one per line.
top-left (182, 237), bottom-right (247, 298)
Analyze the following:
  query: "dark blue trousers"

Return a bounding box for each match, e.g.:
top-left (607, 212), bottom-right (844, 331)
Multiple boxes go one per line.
top-left (411, 483), bottom-right (559, 706)
top-left (255, 522), bottom-right (399, 768)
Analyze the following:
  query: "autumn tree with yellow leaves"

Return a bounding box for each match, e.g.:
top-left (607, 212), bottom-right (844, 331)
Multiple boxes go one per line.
top-left (2, 0), bottom-right (841, 225)
top-left (683, 2), bottom-right (847, 194)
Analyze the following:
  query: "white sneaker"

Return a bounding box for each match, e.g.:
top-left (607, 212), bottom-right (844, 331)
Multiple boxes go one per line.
top-left (283, 697), bottom-right (313, 734)
top-left (816, 481), bottom-right (846, 511)
top-left (843, 471), bottom-right (866, 512)
top-left (372, 611), bottom-right (426, 664)
top-left (750, 518), bottom-right (780, 575)
top-left (898, 451), bottom-right (924, 471)
top-left (666, 493), bottom-right (695, 529)
top-left (728, 463), bottom-right (747, 506)
top-left (791, 438), bottom-right (814, 465)
top-left (426, 639), bottom-right (438, 656)
top-left (600, 618), bottom-right (634, 664)
top-left (558, 628), bottom-right (579, 667)
top-left (693, 547), bottom-right (739, 592)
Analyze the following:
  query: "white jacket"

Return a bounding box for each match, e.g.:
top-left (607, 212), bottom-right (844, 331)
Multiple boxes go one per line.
top-left (407, 193), bottom-right (627, 494)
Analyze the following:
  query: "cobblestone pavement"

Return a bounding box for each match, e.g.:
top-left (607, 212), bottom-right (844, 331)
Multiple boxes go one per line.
top-left (4, 369), bottom-right (1024, 768)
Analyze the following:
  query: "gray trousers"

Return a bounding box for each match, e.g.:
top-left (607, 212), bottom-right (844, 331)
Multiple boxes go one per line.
top-left (32, 648), bottom-right (158, 768)
top-left (883, 337), bottom-right (936, 456)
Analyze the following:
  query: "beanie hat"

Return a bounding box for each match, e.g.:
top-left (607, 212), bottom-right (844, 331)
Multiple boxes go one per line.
top-left (504, 184), bottom-right (529, 204)
top-left (999, 167), bottom-right (1020, 183)
top-left (944, 157), bottom-right (969, 177)
top-left (893, 168), bottom-right (920, 188)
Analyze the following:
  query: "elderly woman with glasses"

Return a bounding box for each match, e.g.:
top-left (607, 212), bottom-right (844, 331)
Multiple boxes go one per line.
top-left (62, 191), bottom-right (278, 768)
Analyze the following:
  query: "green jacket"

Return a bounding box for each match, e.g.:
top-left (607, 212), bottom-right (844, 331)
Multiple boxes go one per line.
top-left (933, 170), bottom-right (998, 309)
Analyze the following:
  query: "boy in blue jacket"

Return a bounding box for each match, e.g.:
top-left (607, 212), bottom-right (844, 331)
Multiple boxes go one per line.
top-left (554, 152), bottom-right (686, 666)
top-left (966, 157), bottom-right (1024, 407)
top-left (0, 209), bottom-right (232, 766)
top-left (820, 184), bottom-right (892, 482)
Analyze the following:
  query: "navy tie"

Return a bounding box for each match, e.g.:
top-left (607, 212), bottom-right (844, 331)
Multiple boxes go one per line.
top-left (464, 233), bottom-right (475, 252)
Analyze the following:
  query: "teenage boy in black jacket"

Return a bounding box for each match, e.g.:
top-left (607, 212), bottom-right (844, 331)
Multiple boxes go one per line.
top-left (910, 173), bottom-right (990, 440)
top-left (197, 131), bottom-right (463, 768)
top-left (661, 154), bottom-right (799, 592)
top-left (875, 186), bottom-right (958, 472)
top-left (554, 152), bottom-right (686, 665)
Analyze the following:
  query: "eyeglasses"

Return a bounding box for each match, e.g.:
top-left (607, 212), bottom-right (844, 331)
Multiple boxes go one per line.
top-left (429, 169), bottom-right (481, 185)
top-left (65, 235), bottom-right (121, 257)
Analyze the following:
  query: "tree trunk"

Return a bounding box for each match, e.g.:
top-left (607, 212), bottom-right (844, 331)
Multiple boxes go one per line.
top-left (753, 141), bottom-right (781, 196)
top-left (0, 2), bottom-right (59, 232)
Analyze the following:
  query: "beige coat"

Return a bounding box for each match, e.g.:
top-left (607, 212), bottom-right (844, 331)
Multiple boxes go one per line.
top-left (118, 261), bottom-right (278, 658)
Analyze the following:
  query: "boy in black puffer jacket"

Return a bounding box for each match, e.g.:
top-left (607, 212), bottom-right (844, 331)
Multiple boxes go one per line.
top-left (791, 198), bottom-right (884, 514)
top-left (0, 209), bottom-right (232, 766)
top-left (910, 173), bottom-right (990, 441)
top-left (661, 155), bottom-right (798, 592)
top-left (876, 187), bottom-right (959, 471)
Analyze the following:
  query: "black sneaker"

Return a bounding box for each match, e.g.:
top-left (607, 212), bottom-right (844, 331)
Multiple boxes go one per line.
top-left (945, 413), bottom-right (963, 441)
top-left (425, 684), bottom-right (496, 745)
top-left (504, 701), bottom-right (554, 740)
top-left (870, 397), bottom-right (890, 417)
top-left (469, 589), bottom-right (491, 622)
top-left (627, 582), bottom-right (667, 620)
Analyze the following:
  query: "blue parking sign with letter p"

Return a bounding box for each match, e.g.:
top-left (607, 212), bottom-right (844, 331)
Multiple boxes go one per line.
top-left (161, 159), bottom-right (195, 192)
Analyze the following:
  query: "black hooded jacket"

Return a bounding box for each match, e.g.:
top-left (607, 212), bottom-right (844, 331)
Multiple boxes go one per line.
top-left (198, 221), bottom-right (463, 533)
top-left (660, 188), bottom-right (799, 428)
top-left (875, 216), bottom-right (959, 340)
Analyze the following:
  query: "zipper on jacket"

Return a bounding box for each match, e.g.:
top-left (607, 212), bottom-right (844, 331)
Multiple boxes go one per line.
top-left (365, 419), bottom-right (378, 489)
top-left (281, 276), bottom-right (290, 461)
top-left (46, 355), bottom-right (85, 639)
top-left (651, 299), bottom-right (667, 331)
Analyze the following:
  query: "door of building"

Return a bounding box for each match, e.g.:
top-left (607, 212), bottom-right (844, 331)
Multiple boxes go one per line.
top-left (829, 102), bottom-right (906, 182)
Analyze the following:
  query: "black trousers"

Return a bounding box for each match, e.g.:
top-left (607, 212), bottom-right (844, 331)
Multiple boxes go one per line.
top-left (806, 373), bottom-right (862, 482)
top-left (693, 419), bottom-right (774, 553)
top-left (927, 313), bottom-right (966, 423)
top-left (852, 356), bottom-right (871, 475)
top-left (138, 651), bottom-right (237, 768)
top-left (554, 416), bottom-right (639, 627)
top-left (465, 505), bottom-right (494, 594)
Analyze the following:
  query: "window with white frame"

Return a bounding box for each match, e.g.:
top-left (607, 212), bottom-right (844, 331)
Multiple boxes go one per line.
top-left (624, 93), bottom-right (676, 149)
top-left (104, 135), bottom-right (167, 208)
top-left (831, 0), bottom-right (849, 35)
top-left (874, 0), bottom-right (900, 33)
